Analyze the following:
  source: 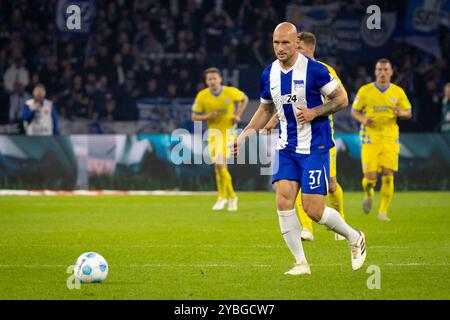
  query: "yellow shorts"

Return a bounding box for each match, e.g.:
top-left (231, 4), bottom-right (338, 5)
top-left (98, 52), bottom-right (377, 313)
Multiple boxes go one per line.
top-left (361, 142), bottom-right (400, 174)
top-left (207, 129), bottom-right (236, 164)
top-left (329, 146), bottom-right (337, 178)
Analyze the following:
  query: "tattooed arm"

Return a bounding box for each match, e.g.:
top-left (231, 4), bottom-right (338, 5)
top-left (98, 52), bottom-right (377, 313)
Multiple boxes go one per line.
top-left (296, 85), bottom-right (349, 124)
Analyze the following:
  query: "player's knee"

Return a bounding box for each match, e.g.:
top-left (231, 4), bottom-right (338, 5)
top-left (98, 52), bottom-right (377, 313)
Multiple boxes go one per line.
top-left (302, 203), bottom-right (323, 222)
top-left (276, 191), bottom-right (295, 211)
top-left (276, 196), bottom-right (294, 211)
top-left (306, 209), bottom-right (322, 222)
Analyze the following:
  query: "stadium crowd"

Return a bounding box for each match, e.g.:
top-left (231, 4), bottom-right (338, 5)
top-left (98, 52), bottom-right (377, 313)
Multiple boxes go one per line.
top-left (0, 0), bottom-right (449, 132)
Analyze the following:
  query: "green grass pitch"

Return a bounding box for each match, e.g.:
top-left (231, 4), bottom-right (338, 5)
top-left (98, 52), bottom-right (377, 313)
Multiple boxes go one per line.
top-left (0, 192), bottom-right (449, 300)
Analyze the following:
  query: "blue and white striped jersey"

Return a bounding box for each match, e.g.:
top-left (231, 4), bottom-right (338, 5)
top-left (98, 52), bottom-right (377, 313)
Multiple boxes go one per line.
top-left (260, 53), bottom-right (338, 154)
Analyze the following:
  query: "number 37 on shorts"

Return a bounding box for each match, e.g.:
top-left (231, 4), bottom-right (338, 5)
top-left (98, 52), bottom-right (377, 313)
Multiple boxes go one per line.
top-left (302, 154), bottom-right (330, 195)
top-left (272, 150), bottom-right (330, 195)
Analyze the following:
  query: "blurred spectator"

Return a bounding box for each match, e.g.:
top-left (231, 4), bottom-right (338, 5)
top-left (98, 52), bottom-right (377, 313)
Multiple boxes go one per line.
top-left (62, 43), bottom-right (82, 70)
top-left (418, 80), bottom-right (441, 132)
top-left (9, 83), bottom-right (31, 123)
top-left (203, 6), bottom-right (234, 64)
top-left (441, 83), bottom-right (450, 132)
top-left (132, 49), bottom-right (150, 84)
top-left (101, 98), bottom-right (117, 122)
top-left (28, 73), bottom-right (41, 92)
top-left (84, 73), bottom-right (97, 97)
top-left (120, 43), bottom-right (134, 70)
top-left (97, 45), bottom-right (113, 76)
top-left (57, 67), bottom-right (75, 118)
top-left (238, 0), bottom-right (258, 34)
top-left (70, 75), bottom-right (91, 119)
top-left (124, 70), bottom-right (141, 97)
top-left (166, 83), bottom-right (178, 99)
top-left (110, 53), bottom-right (126, 87)
top-left (3, 56), bottom-right (29, 93)
top-left (0, 49), bottom-right (8, 80)
top-left (93, 75), bottom-right (112, 119)
top-left (142, 79), bottom-right (161, 98)
top-left (39, 56), bottom-right (60, 97)
top-left (0, 0), bottom-right (447, 134)
top-left (178, 68), bottom-right (195, 97)
top-left (22, 84), bottom-right (59, 135)
top-left (83, 56), bottom-right (100, 77)
top-left (236, 35), bottom-right (254, 65)
top-left (0, 79), bottom-right (9, 123)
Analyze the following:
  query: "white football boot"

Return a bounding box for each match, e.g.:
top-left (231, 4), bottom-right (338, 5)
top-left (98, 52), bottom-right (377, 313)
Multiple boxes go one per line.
top-left (300, 229), bottom-right (314, 241)
top-left (212, 198), bottom-right (227, 211)
top-left (284, 261), bottom-right (311, 275)
top-left (227, 197), bottom-right (238, 211)
top-left (349, 232), bottom-right (367, 270)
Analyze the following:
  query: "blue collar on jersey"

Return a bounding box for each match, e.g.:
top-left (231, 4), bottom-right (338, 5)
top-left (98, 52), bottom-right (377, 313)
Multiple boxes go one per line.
top-left (374, 82), bottom-right (391, 93)
top-left (209, 86), bottom-right (223, 97)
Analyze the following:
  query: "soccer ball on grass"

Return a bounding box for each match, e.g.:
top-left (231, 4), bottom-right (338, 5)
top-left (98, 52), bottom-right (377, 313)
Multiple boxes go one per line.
top-left (74, 252), bottom-right (108, 283)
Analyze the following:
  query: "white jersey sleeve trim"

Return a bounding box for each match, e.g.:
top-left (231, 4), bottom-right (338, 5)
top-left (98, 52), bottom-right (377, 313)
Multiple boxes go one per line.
top-left (260, 97), bottom-right (273, 104)
top-left (320, 79), bottom-right (339, 97)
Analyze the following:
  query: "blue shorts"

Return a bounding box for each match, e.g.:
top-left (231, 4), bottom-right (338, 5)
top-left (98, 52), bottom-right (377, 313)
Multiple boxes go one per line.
top-left (272, 149), bottom-right (330, 195)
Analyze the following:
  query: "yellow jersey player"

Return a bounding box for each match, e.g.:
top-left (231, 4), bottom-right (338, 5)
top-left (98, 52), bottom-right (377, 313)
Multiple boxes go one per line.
top-left (192, 67), bottom-right (249, 211)
top-left (261, 32), bottom-right (346, 241)
top-left (351, 58), bottom-right (412, 221)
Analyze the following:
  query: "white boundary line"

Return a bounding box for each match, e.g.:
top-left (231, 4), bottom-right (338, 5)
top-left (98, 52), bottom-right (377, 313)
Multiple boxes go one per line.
top-left (0, 190), bottom-right (217, 196)
top-left (0, 262), bottom-right (447, 268)
top-left (0, 243), bottom-right (447, 250)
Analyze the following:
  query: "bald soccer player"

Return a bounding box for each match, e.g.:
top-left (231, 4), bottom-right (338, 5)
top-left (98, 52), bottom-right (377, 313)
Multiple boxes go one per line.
top-left (261, 32), bottom-right (347, 242)
top-left (231, 23), bottom-right (366, 275)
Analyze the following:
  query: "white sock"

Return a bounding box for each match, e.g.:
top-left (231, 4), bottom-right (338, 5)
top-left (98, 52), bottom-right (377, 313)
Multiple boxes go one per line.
top-left (318, 206), bottom-right (360, 244)
top-left (277, 209), bottom-right (307, 264)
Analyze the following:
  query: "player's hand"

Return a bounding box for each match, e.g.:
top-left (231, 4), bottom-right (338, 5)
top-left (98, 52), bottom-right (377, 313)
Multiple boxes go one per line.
top-left (207, 110), bottom-right (218, 119)
top-left (232, 114), bottom-right (241, 124)
top-left (259, 127), bottom-right (271, 135)
top-left (394, 106), bottom-right (399, 115)
top-left (394, 105), bottom-right (407, 119)
top-left (362, 117), bottom-right (374, 127)
top-left (228, 136), bottom-right (242, 157)
top-left (394, 106), bottom-right (411, 120)
top-left (296, 107), bottom-right (317, 124)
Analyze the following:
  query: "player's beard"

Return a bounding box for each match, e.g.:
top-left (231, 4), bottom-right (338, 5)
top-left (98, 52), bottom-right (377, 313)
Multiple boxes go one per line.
top-left (277, 52), bottom-right (288, 62)
top-left (277, 51), bottom-right (295, 65)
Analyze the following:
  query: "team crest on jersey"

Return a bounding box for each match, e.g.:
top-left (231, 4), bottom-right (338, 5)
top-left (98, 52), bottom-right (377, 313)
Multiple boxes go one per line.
top-left (293, 80), bottom-right (304, 89)
top-left (389, 97), bottom-right (397, 104)
top-left (224, 99), bottom-right (230, 104)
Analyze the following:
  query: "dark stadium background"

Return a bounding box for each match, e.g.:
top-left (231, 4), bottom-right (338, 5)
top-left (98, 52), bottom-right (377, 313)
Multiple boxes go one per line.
top-left (0, 0), bottom-right (449, 191)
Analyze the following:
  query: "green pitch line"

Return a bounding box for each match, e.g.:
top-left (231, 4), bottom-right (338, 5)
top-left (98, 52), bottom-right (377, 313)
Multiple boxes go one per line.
top-left (0, 192), bottom-right (449, 300)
